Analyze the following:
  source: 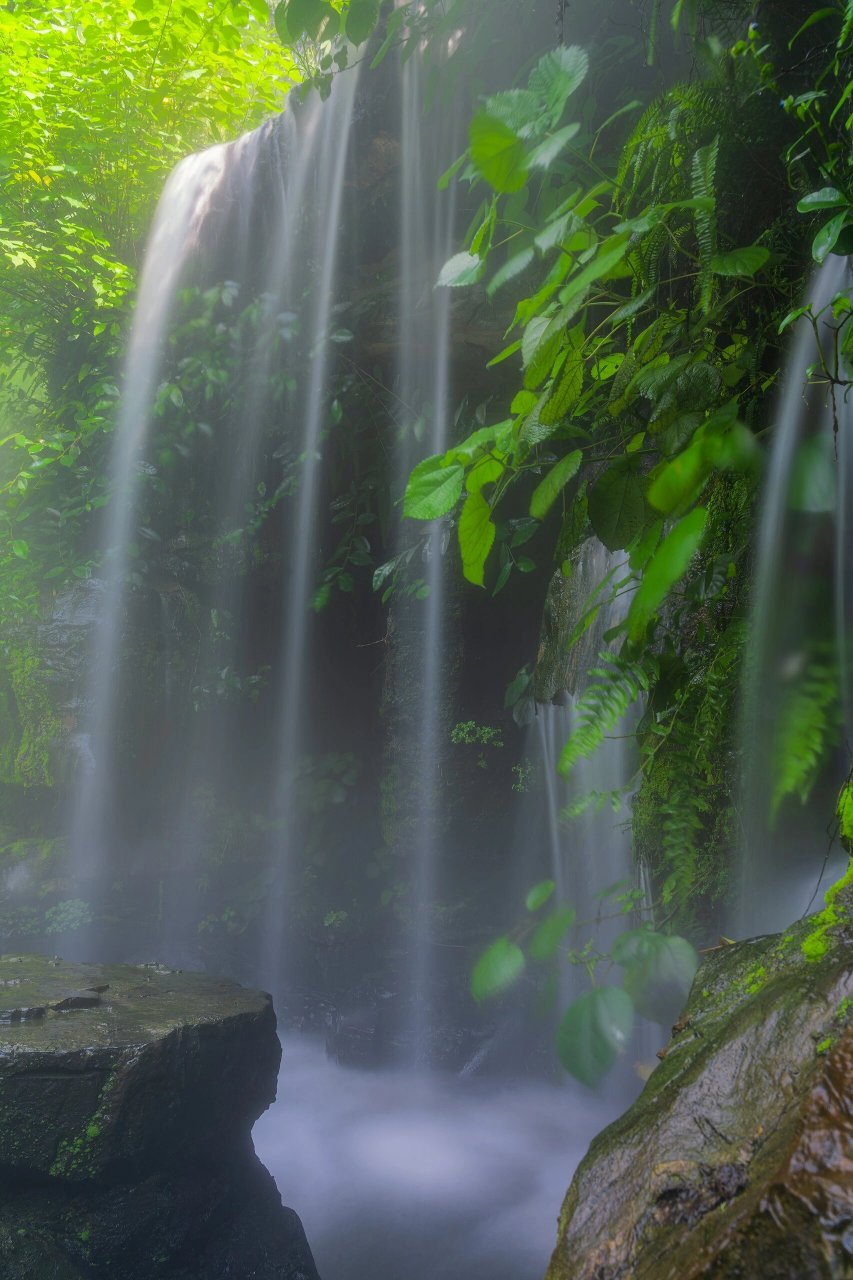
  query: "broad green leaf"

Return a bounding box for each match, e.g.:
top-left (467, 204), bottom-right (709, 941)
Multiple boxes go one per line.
top-left (530, 449), bottom-right (582, 520)
top-left (588, 465), bottom-right (646, 551)
top-left (556, 986), bottom-right (634, 1086)
top-left (286, 0), bottom-right (331, 40)
top-left (611, 926), bottom-right (658, 967)
top-left (404, 455), bottom-right (464, 520)
top-left (345, 0), bottom-right (380, 45)
top-left (711, 246), bottom-right (770, 277)
top-left (525, 880), bottom-right (556, 911)
top-left (623, 934), bottom-right (699, 1024)
top-left (528, 122), bottom-right (581, 170)
top-left (647, 438), bottom-right (710, 514)
top-left (626, 506), bottom-right (708, 641)
top-left (458, 490), bottom-right (495, 586)
top-left (471, 936), bottom-right (525, 1003)
top-left (528, 45), bottom-right (589, 126)
top-left (11, 540), bottom-right (29, 560)
top-left (813, 211), bottom-right (850, 263)
top-left (529, 907), bottom-right (577, 961)
top-left (487, 247), bottom-right (534, 297)
top-left (469, 113), bottom-right (529, 194)
top-left (796, 186), bottom-right (846, 212)
top-left (778, 305), bottom-right (811, 334)
top-left (558, 232), bottom-right (631, 311)
top-left (466, 454), bottom-right (504, 494)
top-left (437, 252), bottom-right (483, 288)
top-left (273, 1), bottom-right (290, 43)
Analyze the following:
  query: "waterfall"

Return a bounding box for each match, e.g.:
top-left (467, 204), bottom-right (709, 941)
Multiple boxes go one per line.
top-left (68, 140), bottom-right (236, 920)
top-left (738, 253), bottom-right (852, 935)
top-left (66, 76), bottom-right (360, 970)
top-left (392, 42), bottom-right (462, 1058)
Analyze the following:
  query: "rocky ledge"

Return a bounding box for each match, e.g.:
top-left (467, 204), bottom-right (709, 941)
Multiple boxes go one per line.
top-left (0, 954), bottom-right (319, 1279)
top-left (546, 871), bottom-right (853, 1279)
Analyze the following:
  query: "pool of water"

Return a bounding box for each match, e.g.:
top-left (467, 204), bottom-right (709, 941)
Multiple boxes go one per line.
top-left (253, 1035), bottom-right (622, 1280)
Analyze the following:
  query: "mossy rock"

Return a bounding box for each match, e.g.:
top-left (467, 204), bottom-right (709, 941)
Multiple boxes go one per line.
top-left (546, 870), bottom-right (853, 1279)
top-left (0, 954), bottom-right (280, 1183)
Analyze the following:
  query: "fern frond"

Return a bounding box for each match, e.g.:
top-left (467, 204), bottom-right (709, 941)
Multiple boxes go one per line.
top-left (770, 654), bottom-right (841, 821)
top-left (558, 656), bottom-right (650, 777)
top-left (690, 136), bottom-right (719, 314)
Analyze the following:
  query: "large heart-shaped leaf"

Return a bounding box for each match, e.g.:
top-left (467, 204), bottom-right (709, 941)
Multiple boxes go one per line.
top-left (403, 455), bottom-right (464, 520)
top-left (471, 937), bottom-right (525, 1003)
top-left (556, 986), bottom-right (634, 1086)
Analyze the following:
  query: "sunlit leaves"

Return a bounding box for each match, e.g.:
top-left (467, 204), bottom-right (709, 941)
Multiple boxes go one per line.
top-left (344, 0), bottom-right (380, 45)
top-left (403, 455), bottom-right (464, 520)
top-left (458, 490), bottom-right (495, 586)
top-left (469, 113), bottom-right (529, 193)
top-left (556, 987), bottom-right (634, 1086)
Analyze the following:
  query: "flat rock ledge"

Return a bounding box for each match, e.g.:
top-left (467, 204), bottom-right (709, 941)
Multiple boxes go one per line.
top-left (0, 954), bottom-right (320, 1280)
top-left (546, 877), bottom-right (853, 1280)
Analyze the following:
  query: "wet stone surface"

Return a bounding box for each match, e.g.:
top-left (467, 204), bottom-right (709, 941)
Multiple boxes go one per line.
top-left (0, 954), bottom-right (319, 1280)
top-left (545, 882), bottom-right (853, 1280)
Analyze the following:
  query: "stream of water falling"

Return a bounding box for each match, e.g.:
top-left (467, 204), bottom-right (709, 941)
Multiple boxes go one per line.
top-left (737, 254), bottom-right (852, 935)
top-left (392, 41), bottom-right (462, 1054)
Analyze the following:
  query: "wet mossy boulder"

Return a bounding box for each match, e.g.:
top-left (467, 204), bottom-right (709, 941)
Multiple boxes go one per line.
top-left (546, 872), bottom-right (853, 1280)
top-left (0, 954), bottom-right (319, 1280)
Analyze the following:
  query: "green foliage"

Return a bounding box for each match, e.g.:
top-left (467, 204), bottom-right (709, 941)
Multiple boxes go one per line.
top-left (0, 0), bottom-right (294, 619)
top-left (471, 936), bottom-right (525, 1002)
top-left (556, 987), bottom-right (634, 1087)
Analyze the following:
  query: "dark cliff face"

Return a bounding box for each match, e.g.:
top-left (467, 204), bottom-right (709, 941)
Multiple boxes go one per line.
top-left (545, 871), bottom-right (853, 1280)
top-left (0, 955), bottom-right (320, 1280)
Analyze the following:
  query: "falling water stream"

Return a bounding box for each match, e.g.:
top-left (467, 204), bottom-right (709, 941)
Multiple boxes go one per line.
top-left (738, 254), bottom-right (852, 935)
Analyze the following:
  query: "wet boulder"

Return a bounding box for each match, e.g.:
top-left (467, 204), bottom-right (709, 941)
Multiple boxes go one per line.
top-left (546, 872), bottom-right (853, 1279)
top-left (0, 953), bottom-right (319, 1280)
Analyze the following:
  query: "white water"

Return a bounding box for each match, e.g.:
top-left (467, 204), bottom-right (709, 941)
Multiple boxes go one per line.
top-left (68, 143), bottom-right (236, 899)
top-left (254, 1035), bottom-right (616, 1280)
top-left (394, 45), bottom-right (461, 1053)
top-left (738, 254), bottom-right (852, 935)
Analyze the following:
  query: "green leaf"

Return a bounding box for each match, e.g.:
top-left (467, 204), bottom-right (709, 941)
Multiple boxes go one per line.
top-left (588, 466), bottom-right (646, 551)
top-left (525, 880), bottom-right (556, 911)
top-left (778, 305), bottom-right (811, 334)
top-left (403, 455), bottom-right (464, 520)
top-left (796, 187), bottom-right (846, 212)
top-left (556, 986), bottom-right (634, 1086)
top-left (11, 540), bottom-right (29, 560)
top-left (527, 122), bottom-right (581, 170)
top-left (623, 934), bottom-right (699, 1024)
top-left (813, 212), bottom-right (850, 264)
top-left (273, 0), bottom-right (290, 42)
top-left (285, 0), bottom-right (331, 40)
top-left (458, 490), bottom-right (495, 586)
top-left (558, 231), bottom-right (631, 311)
top-left (345, 0), bottom-right (380, 45)
top-left (626, 506), bottom-right (708, 641)
top-left (469, 113), bottom-right (529, 194)
top-left (530, 449), bottom-right (582, 520)
top-left (487, 247), bottom-right (534, 297)
top-left (528, 907), bottom-right (577, 961)
top-left (528, 45), bottom-right (589, 126)
top-left (437, 252), bottom-right (484, 288)
top-left (711, 246), bottom-right (770, 277)
top-left (471, 937), bottom-right (525, 1003)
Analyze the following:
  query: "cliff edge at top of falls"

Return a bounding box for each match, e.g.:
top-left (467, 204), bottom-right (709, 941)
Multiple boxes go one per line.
top-left (0, 953), bottom-right (320, 1280)
top-left (546, 869), bottom-right (853, 1280)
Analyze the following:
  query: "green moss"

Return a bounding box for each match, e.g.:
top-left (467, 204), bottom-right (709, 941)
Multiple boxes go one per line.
top-left (800, 860), bottom-right (853, 963)
top-left (743, 963), bottom-right (767, 994)
top-left (4, 646), bottom-right (62, 788)
top-left (815, 1036), bottom-right (833, 1055)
